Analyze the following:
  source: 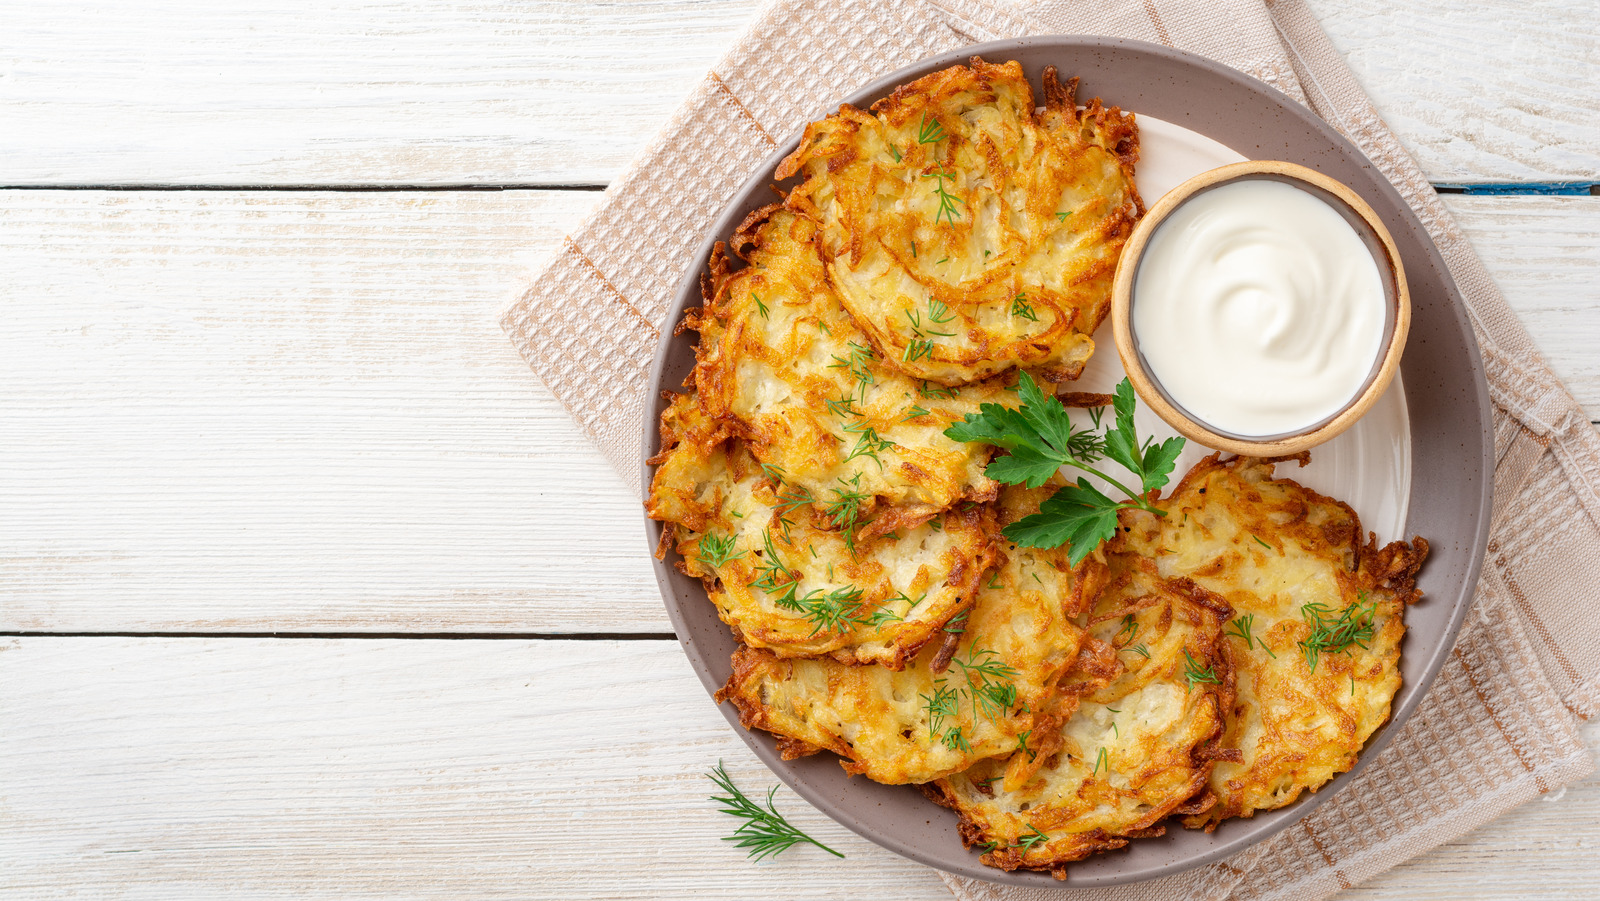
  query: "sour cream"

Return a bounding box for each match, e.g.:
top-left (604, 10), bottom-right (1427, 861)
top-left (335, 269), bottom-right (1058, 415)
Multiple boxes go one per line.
top-left (1131, 178), bottom-right (1386, 438)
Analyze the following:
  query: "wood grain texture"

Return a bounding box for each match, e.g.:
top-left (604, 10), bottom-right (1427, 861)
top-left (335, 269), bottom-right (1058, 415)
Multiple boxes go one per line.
top-left (0, 637), bottom-right (1596, 900)
top-left (1307, 0), bottom-right (1600, 185)
top-left (1, 0), bottom-right (1594, 186)
top-left (1446, 196), bottom-right (1600, 408)
top-left (0, 0), bottom-right (762, 186)
top-left (0, 189), bottom-right (657, 633)
top-left (1, 191), bottom-right (1594, 634)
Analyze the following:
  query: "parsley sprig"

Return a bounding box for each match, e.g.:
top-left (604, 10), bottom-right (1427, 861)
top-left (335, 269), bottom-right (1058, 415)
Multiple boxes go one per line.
top-left (945, 373), bottom-right (1185, 564)
top-left (708, 761), bottom-right (844, 860)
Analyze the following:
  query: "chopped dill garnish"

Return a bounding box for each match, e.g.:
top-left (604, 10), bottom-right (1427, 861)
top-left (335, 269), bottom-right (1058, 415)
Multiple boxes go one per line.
top-left (923, 170), bottom-right (963, 225)
top-left (842, 420), bottom-right (893, 468)
top-left (822, 473), bottom-right (871, 551)
top-left (697, 532), bottom-right (744, 569)
top-left (921, 683), bottom-right (960, 739)
top-left (1010, 292), bottom-right (1039, 322)
top-left (1018, 825), bottom-right (1051, 851)
top-left (1114, 614), bottom-right (1140, 646)
top-left (1017, 729), bottom-right (1036, 761)
top-left (1299, 592), bottom-right (1377, 674)
top-left (751, 291), bottom-right (769, 319)
top-left (916, 113), bottom-right (947, 144)
top-left (1182, 650), bottom-right (1221, 688)
top-left (942, 609), bottom-right (969, 634)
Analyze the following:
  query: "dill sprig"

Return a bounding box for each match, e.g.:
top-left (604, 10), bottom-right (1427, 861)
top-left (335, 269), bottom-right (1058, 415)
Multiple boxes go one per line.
top-left (902, 405), bottom-right (931, 423)
top-left (697, 532), bottom-right (744, 569)
top-left (707, 761), bottom-right (844, 860)
top-left (822, 474), bottom-right (872, 552)
top-left (941, 727), bottom-right (972, 753)
top-left (1092, 747), bottom-right (1110, 776)
top-left (842, 420), bottom-right (893, 468)
top-left (942, 608), bottom-right (970, 634)
top-left (921, 683), bottom-right (960, 740)
top-left (1016, 729), bottom-right (1036, 761)
top-left (1226, 613), bottom-right (1277, 659)
top-left (918, 380), bottom-right (958, 400)
top-left (903, 338), bottom-right (936, 363)
top-left (1114, 614), bottom-right (1140, 646)
top-left (795, 584), bottom-right (869, 636)
top-left (1018, 824), bottom-right (1051, 851)
top-left (916, 113), bottom-right (947, 145)
top-left (824, 395), bottom-right (859, 419)
top-left (1182, 649), bottom-right (1221, 689)
top-left (751, 291), bottom-right (770, 319)
top-left (1299, 593), bottom-right (1377, 673)
top-left (902, 302), bottom-right (956, 363)
top-left (951, 646), bottom-right (1022, 718)
top-left (750, 529), bottom-right (803, 609)
top-left (923, 170), bottom-right (963, 225)
top-left (1010, 292), bottom-right (1039, 322)
top-left (828, 342), bottom-right (876, 405)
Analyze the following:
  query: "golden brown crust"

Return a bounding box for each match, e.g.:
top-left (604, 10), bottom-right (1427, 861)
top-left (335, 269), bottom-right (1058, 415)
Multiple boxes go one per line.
top-left (1119, 454), bottom-right (1426, 829)
top-left (779, 58), bottom-right (1142, 386)
top-left (713, 484), bottom-right (1099, 784)
top-left (688, 204), bottom-right (1017, 514)
top-left (927, 556), bottom-right (1232, 876)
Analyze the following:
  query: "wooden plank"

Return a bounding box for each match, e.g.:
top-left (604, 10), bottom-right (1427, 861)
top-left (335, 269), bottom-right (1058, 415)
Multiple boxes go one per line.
top-left (1447, 196), bottom-right (1600, 408)
top-left (0, 0), bottom-right (1594, 186)
top-left (0, 0), bottom-right (760, 186)
top-left (0, 636), bottom-right (1597, 899)
top-left (0, 189), bottom-right (658, 633)
top-left (1308, 0), bottom-right (1600, 185)
top-left (0, 191), bottom-right (1594, 635)
top-left (0, 637), bottom-right (947, 899)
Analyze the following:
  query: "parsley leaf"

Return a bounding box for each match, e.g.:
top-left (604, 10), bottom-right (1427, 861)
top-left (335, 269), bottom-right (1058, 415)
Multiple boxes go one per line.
top-left (1102, 379), bottom-right (1186, 494)
top-left (1003, 478), bottom-right (1123, 564)
top-left (943, 374), bottom-right (1183, 565)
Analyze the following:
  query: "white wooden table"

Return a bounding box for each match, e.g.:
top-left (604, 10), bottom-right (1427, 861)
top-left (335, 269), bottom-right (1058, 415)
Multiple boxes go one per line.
top-left (2, 2), bottom-right (1597, 898)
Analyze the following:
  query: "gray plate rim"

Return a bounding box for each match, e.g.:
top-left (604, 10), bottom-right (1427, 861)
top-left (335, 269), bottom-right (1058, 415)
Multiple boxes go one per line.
top-left (638, 35), bottom-right (1493, 888)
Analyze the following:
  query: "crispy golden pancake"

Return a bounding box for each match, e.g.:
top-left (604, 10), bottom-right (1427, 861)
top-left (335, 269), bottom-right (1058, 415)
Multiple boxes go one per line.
top-left (647, 392), bottom-right (994, 668)
top-left (715, 484), bottom-right (1101, 784)
top-left (1121, 455), bottom-right (1427, 829)
top-left (689, 204), bottom-right (1015, 514)
top-left (778, 58), bottom-right (1141, 385)
top-left (924, 555), bottom-right (1232, 877)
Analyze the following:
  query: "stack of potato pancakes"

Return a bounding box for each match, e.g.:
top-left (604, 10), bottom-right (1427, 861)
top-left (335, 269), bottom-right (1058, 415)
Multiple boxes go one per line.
top-left (646, 59), bottom-right (1428, 878)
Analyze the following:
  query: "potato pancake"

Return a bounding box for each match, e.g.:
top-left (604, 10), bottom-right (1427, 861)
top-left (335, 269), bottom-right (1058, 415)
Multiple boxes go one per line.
top-left (778, 58), bottom-right (1141, 385)
top-left (1120, 455), bottom-right (1428, 828)
top-left (647, 392), bottom-right (994, 668)
top-left (689, 204), bottom-right (1015, 514)
top-left (924, 555), bottom-right (1232, 877)
top-left (715, 484), bottom-right (1101, 784)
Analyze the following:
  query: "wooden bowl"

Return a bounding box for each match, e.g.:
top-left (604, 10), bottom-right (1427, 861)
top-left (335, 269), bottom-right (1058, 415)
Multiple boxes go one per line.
top-left (1109, 160), bottom-right (1411, 456)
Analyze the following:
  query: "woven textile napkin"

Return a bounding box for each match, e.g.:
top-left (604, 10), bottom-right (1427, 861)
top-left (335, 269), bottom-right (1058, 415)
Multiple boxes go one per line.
top-left (501, 0), bottom-right (1600, 897)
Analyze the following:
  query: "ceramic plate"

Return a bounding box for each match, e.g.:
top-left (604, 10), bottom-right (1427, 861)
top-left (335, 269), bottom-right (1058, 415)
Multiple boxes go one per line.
top-left (641, 36), bottom-right (1491, 887)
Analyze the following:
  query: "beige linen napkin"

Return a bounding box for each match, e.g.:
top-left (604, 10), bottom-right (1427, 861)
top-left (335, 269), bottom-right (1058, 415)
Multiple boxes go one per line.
top-left (500, 1), bottom-right (1600, 897)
